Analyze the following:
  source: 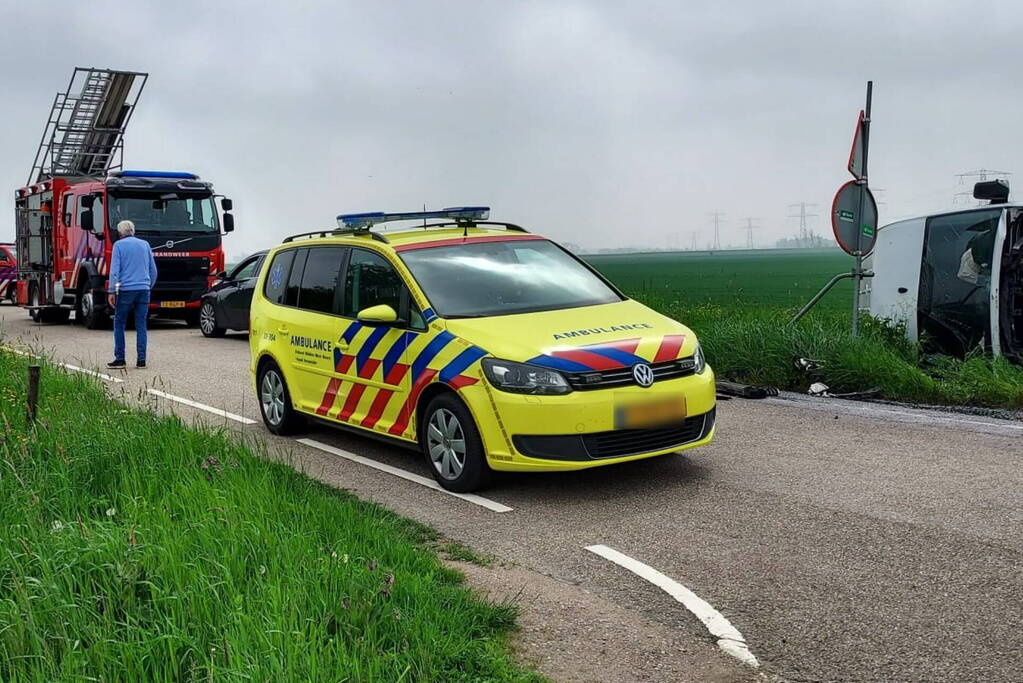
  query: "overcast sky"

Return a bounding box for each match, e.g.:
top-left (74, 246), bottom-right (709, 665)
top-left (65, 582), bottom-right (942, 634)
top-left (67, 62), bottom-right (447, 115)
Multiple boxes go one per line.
top-left (2, 1), bottom-right (1021, 258)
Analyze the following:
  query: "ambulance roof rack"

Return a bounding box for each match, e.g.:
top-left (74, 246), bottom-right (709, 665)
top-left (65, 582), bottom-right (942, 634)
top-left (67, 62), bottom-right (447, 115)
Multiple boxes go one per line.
top-left (282, 229), bottom-right (390, 244)
top-left (29, 67), bottom-right (148, 185)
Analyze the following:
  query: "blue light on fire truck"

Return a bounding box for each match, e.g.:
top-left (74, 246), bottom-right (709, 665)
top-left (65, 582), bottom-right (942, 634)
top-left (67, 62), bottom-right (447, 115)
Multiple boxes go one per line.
top-left (336, 206), bottom-right (490, 231)
top-left (115, 170), bottom-right (200, 180)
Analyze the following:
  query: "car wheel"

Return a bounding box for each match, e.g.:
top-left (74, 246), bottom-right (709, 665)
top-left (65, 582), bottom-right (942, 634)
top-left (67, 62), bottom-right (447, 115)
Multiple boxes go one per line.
top-left (421, 393), bottom-right (492, 492)
top-left (258, 361), bottom-right (304, 435)
top-left (199, 301), bottom-right (225, 337)
top-left (184, 310), bottom-right (201, 328)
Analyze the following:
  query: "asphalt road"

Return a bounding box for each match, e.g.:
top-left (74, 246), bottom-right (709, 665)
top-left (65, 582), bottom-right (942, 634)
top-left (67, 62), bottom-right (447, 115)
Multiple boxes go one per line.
top-left (3, 305), bottom-right (1023, 682)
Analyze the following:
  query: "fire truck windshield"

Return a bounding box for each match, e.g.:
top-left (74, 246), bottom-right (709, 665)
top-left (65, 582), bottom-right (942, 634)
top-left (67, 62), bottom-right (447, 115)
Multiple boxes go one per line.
top-left (108, 193), bottom-right (219, 234)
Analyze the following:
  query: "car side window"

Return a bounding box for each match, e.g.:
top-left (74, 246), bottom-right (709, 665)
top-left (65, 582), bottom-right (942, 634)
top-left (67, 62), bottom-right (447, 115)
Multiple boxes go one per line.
top-left (286, 249), bottom-right (307, 307)
top-left (297, 246), bottom-right (346, 314)
top-left (231, 256), bottom-right (262, 281)
top-left (263, 249), bottom-right (295, 306)
top-left (342, 248), bottom-right (406, 318)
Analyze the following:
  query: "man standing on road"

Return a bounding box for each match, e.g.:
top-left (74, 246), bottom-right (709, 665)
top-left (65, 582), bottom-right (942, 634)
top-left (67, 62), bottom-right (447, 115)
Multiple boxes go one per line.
top-left (107, 220), bottom-right (158, 369)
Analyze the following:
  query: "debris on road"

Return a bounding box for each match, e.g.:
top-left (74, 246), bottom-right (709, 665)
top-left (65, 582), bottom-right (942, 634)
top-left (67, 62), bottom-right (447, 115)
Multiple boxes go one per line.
top-left (716, 380), bottom-right (779, 399)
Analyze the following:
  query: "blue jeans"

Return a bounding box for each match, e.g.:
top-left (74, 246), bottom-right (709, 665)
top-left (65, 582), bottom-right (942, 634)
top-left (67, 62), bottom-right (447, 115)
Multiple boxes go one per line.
top-left (113, 289), bottom-right (151, 362)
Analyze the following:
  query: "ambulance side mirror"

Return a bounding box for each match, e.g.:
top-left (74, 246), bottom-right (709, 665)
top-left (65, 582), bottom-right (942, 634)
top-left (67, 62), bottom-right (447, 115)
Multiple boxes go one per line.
top-left (357, 304), bottom-right (400, 327)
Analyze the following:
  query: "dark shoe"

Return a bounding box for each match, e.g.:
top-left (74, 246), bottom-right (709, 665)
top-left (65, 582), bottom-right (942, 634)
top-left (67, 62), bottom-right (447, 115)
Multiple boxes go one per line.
top-left (107, 359), bottom-right (126, 368)
top-left (136, 360), bottom-right (147, 368)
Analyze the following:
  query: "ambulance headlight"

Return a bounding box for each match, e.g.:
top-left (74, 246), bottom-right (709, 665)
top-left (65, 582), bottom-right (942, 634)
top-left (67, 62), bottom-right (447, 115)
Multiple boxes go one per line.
top-left (693, 344), bottom-right (707, 374)
top-left (482, 358), bottom-right (573, 395)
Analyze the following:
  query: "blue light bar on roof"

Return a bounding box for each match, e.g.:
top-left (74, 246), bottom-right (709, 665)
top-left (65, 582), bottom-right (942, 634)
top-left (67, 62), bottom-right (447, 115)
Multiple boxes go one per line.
top-left (116, 170), bottom-right (199, 179)
top-left (336, 206), bottom-right (490, 231)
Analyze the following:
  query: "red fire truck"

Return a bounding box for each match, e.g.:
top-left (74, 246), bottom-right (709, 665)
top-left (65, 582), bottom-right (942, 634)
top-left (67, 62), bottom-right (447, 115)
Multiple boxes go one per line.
top-left (13, 68), bottom-right (234, 328)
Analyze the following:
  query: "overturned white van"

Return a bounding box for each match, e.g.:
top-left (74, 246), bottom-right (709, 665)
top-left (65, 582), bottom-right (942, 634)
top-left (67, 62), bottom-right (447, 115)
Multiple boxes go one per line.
top-left (862, 181), bottom-right (1022, 359)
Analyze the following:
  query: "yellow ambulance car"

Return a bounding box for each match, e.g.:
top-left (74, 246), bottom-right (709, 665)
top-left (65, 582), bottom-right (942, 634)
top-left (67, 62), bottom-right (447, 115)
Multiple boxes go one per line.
top-left (250, 208), bottom-right (715, 491)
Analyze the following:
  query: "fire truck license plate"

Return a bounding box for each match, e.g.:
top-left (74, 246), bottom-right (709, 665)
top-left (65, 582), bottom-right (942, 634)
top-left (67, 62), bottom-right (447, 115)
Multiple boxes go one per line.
top-left (161, 301), bottom-right (186, 308)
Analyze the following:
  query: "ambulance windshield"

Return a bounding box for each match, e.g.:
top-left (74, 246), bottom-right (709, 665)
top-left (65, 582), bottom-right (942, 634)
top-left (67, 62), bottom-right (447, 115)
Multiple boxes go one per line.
top-left (108, 193), bottom-right (219, 233)
top-left (399, 239), bottom-right (623, 318)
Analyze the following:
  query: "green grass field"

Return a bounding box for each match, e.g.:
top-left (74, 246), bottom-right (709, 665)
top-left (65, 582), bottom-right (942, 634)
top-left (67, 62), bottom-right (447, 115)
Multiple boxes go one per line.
top-left (585, 248), bottom-right (1023, 409)
top-left (585, 248), bottom-right (855, 311)
top-left (0, 351), bottom-right (541, 682)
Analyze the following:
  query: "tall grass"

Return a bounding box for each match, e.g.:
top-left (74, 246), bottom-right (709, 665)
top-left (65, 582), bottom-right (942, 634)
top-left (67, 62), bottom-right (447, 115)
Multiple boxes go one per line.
top-left (651, 298), bottom-right (1023, 409)
top-left (0, 351), bottom-right (541, 681)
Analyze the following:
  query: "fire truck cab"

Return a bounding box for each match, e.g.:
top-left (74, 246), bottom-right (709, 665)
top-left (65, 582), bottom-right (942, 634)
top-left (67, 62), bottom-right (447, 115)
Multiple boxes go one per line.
top-left (15, 171), bottom-right (234, 327)
top-left (863, 180), bottom-right (1023, 360)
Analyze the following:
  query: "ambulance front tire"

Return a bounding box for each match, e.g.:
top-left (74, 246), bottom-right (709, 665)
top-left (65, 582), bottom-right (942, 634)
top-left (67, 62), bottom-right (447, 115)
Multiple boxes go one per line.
top-left (420, 393), bottom-right (493, 493)
top-left (257, 360), bottom-right (304, 436)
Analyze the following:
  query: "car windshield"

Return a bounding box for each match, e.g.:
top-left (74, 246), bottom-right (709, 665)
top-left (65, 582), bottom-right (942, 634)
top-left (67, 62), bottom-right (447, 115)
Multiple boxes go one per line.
top-left (108, 193), bottom-right (218, 233)
top-left (399, 238), bottom-right (623, 318)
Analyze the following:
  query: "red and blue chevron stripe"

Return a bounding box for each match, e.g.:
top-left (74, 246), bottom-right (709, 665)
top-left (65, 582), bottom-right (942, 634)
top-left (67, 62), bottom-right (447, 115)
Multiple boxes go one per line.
top-left (527, 334), bottom-right (685, 372)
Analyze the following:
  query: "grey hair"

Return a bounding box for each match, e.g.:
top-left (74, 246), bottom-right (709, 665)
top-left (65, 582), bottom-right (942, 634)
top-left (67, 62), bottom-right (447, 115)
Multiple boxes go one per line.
top-left (116, 220), bottom-right (135, 236)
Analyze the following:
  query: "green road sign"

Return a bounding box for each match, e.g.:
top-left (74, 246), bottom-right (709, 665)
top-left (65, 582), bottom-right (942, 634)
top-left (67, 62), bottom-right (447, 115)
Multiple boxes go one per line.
top-left (831, 180), bottom-right (878, 256)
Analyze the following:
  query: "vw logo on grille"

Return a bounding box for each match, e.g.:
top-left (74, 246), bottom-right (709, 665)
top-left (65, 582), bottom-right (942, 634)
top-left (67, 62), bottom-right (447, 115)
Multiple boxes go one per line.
top-left (632, 363), bottom-right (655, 387)
top-left (165, 240), bottom-right (174, 249)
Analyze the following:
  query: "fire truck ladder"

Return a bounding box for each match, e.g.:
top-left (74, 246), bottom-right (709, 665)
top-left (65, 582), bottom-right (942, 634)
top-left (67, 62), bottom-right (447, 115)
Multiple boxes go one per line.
top-left (28, 67), bottom-right (148, 185)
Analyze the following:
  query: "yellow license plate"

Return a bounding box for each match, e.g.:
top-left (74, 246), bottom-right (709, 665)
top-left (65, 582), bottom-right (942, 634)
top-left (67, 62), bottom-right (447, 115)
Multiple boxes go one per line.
top-left (160, 301), bottom-right (186, 308)
top-left (615, 396), bottom-right (687, 429)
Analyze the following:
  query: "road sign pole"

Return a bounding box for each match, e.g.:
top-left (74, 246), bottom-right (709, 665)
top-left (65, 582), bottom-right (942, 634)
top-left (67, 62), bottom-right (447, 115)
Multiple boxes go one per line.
top-left (851, 81), bottom-right (872, 337)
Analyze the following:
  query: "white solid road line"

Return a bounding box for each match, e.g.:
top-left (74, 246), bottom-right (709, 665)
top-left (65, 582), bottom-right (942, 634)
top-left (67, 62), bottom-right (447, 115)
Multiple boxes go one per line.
top-left (146, 388), bottom-right (257, 425)
top-left (585, 544), bottom-right (760, 668)
top-left (297, 437), bottom-right (514, 514)
top-left (57, 362), bottom-right (125, 384)
top-left (2, 346), bottom-right (125, 384)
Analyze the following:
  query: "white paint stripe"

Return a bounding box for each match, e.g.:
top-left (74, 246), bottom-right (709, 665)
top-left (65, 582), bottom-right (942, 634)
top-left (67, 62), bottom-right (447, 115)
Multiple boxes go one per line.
top-left (297, 437), bottom-right (513, 513)
top-left (585, 544), bottom-right (759, 668)
top-left (146, 388), bottom-right (257, 424)
top-left (1, 346), bottom-right (125, 384)
top-left (56, 362), bottom-right (125, 384)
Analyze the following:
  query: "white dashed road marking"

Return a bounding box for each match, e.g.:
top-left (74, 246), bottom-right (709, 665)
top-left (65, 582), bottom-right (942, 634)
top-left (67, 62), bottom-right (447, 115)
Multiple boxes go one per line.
top-left (146, 388), bottom-right (257, 425)
top-left (297, 437), bottom-right (514, 513)
top-left (585, 544), bottom-right (759, 668)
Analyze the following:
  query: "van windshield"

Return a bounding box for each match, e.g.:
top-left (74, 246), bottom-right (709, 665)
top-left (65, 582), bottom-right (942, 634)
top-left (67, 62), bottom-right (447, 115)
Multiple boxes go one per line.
top-left (108, 193), bottom-right (218, 233)
top-left (398, 238), bottom-right (623, 318)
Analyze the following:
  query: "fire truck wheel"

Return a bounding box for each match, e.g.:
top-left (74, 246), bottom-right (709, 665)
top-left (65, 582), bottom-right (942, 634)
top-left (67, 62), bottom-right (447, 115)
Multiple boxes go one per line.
top-left (199, 301), bottom-right (225, 337)
top-left (28, 283), bottom-right (41, 322)
top-left (76, 287), bottom-right (108, 330)
top-left (257, 360), bottom-right (305, 435)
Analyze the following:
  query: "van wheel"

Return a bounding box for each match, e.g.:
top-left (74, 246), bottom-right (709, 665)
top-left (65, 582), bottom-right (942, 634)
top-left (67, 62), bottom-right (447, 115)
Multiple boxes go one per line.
top-left (421, 393), bottom-right (492, 492)
top-left (258, 361), bottom-right (304, 435)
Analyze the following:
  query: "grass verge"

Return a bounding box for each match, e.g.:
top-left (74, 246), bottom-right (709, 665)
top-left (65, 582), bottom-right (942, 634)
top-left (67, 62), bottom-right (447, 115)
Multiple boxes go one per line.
top-left (0, 350), bottom-right (542, 681)
top-left (646, 297), bottom-right (1023, 410)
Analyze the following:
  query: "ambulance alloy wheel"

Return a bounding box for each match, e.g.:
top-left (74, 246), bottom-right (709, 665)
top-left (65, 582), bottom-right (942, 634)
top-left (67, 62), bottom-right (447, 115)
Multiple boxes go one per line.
top-left (421, 393), bottom-right (492, 493)
top-left (258, 361), bottom-right (304, 435)
top-left (199, 301), bottom-right (225, 337)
